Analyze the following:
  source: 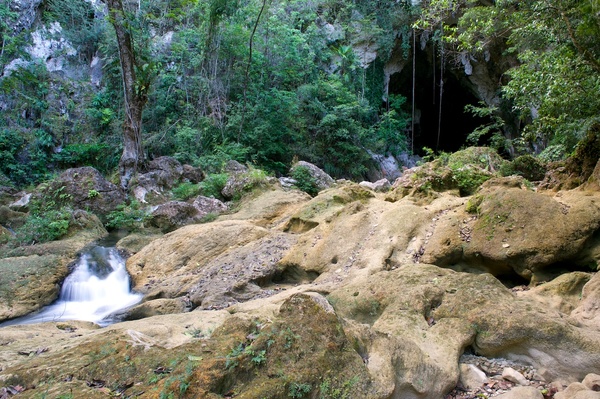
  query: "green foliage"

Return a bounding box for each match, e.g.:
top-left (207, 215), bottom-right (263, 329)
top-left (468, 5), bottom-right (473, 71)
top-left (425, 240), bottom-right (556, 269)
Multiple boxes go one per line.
top-left (15, 208), bottom-right (71, 244)
top-left (288, 382), bottom-right (312, 398)
top-left (171, 182), bottom-right (200, 201)
top-left (53, 143), bottom-right (117, 174)
top-left (500, 155), bottom-right (546, 181)
top-left (318, 376), bottom-right (359, 399)
top-left (418, 0), bottom-right (600, 155)
top-left (291, 166), bottom-right (320, 197)
top-left (105, 201), bottom-right (148, 231)
top-left (198, 173), bottom-right (229, 199)
top-left (465, 102), bottom-right (509, 151)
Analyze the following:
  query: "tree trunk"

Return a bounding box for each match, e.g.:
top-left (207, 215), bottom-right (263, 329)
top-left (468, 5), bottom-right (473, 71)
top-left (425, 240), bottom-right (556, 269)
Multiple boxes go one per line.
top-left (103, 0), bottom-right (146, 189)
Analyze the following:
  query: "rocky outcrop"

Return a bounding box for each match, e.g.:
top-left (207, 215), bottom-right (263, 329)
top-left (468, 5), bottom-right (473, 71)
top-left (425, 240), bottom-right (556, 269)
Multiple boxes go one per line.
top-left (2, 166), bottom-right (600, 398)
top-left (420, 178), bottom-right (600, 282)
top-left (192, 195), bottom-right (227, 218)
top-left (148, 201), bottom-right (200, 232)
top-left (34, 167), bottom-right (125, 215)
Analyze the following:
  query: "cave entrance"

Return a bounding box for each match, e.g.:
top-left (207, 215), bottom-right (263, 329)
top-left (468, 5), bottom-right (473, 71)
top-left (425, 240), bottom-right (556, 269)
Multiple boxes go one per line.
top-left (388, 46), bottom-right (489, 154)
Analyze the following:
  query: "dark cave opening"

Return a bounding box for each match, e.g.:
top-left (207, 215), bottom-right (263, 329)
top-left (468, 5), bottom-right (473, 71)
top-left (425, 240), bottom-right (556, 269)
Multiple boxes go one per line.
top-left (388, 47), bottom-right (490, 155)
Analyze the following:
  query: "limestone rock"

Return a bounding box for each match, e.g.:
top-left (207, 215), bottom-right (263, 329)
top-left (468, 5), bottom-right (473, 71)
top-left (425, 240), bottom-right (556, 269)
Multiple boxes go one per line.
top-left (495, 386), bottom-right (543, 399)
top-left (137, 156), bottom-right (184, 194)
top-left (421, 182), bottom-right (600, 281)
top-left (192, 195), bottom-right (228, 218)
top-left (148, 201), bottom-right (199, 231)
top-left (459, 363), bottom-right (488, 389)
top-left (555, 382), bottom-right (595, 399)
top-left (126, 220), bottom-right (298, 309)
top-left (8, 192), bottom-right (31, 212)
top-left (291, 160), bottom-right (335, 191)
top-left (571, 272), bottom-right (600, 331)
top-left (181, 164), bottom-right (205, 183)
top-left (359, 178), bottom-right (391, 192)
top-left (521, 272), bottom-right (592, 315)
top-left (120, 298), bottom-right (188, 321)
top-left (583, 373), bottom-right (600, 391)
top-left (503, 367), bottom-right (529, 386)
top-left (34, 167), bottom-right (125, 216)
top-left (219, 187), bottom-right (310, 228)
top-left (328, 264), bottom-right (600, 390)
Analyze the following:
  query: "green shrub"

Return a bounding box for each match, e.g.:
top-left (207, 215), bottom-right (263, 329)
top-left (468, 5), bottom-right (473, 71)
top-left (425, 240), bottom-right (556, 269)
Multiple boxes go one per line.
top-left (199, 173), bottom-right (229, 199)
top-left (52, 142), bottom-right (117, 174)
top-left (105, 201), bottom-right (148, 231)
top-left (500, 155), bottom-right (546, 181)
top-left (291, 166), bottom-right (319, 197)
top-left (15, 208), bottom-right (71, 244)
top-left (452, 167), bottom-right (492, 196)
top-left (172, 182), bottom-right (200, 201)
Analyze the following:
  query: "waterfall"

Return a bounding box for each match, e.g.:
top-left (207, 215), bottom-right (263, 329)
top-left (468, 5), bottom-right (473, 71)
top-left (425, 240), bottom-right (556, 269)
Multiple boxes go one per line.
top-left (1, 246), bottom-right (142, 327)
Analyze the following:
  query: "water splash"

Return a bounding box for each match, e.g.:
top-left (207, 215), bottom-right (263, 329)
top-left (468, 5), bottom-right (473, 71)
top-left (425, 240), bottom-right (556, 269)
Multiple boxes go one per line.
top-left (1, 246), bottom-right (142, 327)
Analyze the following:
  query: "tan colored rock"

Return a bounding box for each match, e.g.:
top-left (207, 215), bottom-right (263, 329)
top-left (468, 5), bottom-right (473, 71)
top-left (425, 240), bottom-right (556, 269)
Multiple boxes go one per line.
top-left (495, 386), bottom-right (543, 399)
top-left (329, 264), bottom-right (600, 388)
top-left (571, 273), bottom-right (600, 331)
top-left (520, 272), bottom-right (592, 315)
top-left (422, 181), bottom-right (600, 281)
top-left (126, 220), bottom-right (298, 309)
top-left (219, 187), bottom-right (309, 228)
top-left (583, 373), bottom-right (600, 391)
top-left (459, 363), bottom-right (488, 389)
top-left (120, 298), bottom-right (188, 320)
top-left (555, 382), bottom-right (593, 399)
top-left (503, 367), bottom-right (529, 386)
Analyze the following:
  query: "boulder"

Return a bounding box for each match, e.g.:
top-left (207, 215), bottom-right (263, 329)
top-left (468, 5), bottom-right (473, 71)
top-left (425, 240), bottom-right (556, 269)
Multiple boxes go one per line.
top-left (136, 156), bottom-right (184, 202)
top-left (359, 178), bottom-right (392, 192)
top-left (148, 201), bottom-right (199, 232)
top-left (34, 167), bottom-right (125, 215)
top-left (224, 159), bottom-right (248, 174)
top-left (503, 367), bottom-right (529, 386)
top-left (520, 272), bottom-right (592, 315)
top-left (389, 147), bottom-right (504, 202)
top-left (8, 192), bottom-right (30, 212)
top-left (583, 373), bottom-right (600, 391)
top-left (459, 363), bottom-right (488, 389)
top-left (555, 382), bottom-right (600, 399)
top-left (192, 195), bottom-right (228, 218)
top-left (291, 160), bottom-right (335, 191)
top-left (420, 179), bottom-right (600, 281)
top-left (571, 273), bottom-right (600, 331)
top-left (328, 263), bottom-right (600, 395)
top-left (181, 164), bottom-right (205, 183)
top-left (120, 298), bottom-right (188, 321)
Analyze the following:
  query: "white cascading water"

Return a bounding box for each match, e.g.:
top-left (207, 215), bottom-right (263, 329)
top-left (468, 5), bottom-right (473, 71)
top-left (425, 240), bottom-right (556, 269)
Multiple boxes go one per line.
top-left (1, 246), bottom-right (142, 327)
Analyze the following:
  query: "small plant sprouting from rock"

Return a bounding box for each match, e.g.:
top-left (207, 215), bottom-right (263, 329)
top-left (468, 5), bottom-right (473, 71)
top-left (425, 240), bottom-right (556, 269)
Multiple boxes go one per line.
top-left (288, 382), bottom-right (312, 398)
